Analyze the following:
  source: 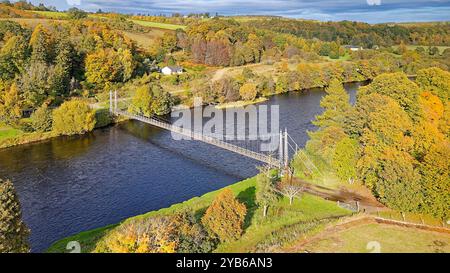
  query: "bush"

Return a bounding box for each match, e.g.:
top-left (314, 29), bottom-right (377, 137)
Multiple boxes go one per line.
top-left (30, 104), bottom-right (52, 132)
top-left (95, 212), bottom-right (215, 253)
top-left (52, 100), bottom-right (96, 136)
top-left (201, 189), bottom-right (247, 242)
top-left (94, 109), bottom-right (112, 128)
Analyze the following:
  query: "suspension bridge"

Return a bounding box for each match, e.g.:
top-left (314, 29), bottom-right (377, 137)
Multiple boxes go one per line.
top-left (109, 91), bottom-right (316, 170)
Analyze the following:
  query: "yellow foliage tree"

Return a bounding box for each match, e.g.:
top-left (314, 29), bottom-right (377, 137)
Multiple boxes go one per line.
top-left (201, 189), bottom-right (247, 242)
top-left (52, 100), bottom-right (96, 136)
top-left (239, 83), bottom-right (257, 101)
top-left (0, 83), bottom-right (22, 125)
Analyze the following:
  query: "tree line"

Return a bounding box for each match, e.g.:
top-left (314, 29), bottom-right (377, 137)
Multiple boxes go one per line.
top-left (296, 67), bottom-right (449, 220)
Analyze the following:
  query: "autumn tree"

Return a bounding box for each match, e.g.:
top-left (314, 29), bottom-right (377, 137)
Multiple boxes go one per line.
top-left (85, 48), bottom-right (135, 90)
top-left (52, 100), bottom-right (96, 135)
top-left (30, 103), bottom-right (52, 132)
top-left (239, 83), bottom-right (257, 101)
top-left (95, 212), bottom-right (215, 253)
top-left (201, 189), bottom-right (247, 242)
top-left (416, 67), bottom-right (450, 102)
top-left (358, 72), bottom-right (422, 121)
top-left (0, 83), bottom-right (22, 125)
top-left (0, 178), bottom-right (30, 253)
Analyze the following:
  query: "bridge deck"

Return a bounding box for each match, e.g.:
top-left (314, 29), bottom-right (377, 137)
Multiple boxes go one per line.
top-left (115, 110), bottom-right (281, 168)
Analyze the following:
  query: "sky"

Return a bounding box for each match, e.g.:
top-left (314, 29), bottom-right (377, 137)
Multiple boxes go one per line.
top-left (14, 0), bottom-right (450, 23)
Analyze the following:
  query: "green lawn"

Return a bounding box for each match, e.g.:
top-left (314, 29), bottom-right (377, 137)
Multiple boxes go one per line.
top-left (0, 126), bottom-right (23, 141)
top-left (300, 222), bottom-right (450, 253)
top-left (47, 176), bottom-right (351, 253)
top-left (131, 19), bottom-right (186, 30)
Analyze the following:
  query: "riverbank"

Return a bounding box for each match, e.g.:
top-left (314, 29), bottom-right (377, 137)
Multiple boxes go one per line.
top-left (0, 109), bottom-right (127, 150)
top-left (46, 176), bottom-right (351, 253)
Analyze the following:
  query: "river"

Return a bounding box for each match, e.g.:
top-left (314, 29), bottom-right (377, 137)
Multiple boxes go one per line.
top-left (0, 82), bottom-right (364, 252)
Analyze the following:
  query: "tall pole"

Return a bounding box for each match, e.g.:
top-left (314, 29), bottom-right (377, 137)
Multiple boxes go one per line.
top-left (279, 130), bottom-right (284, 168)
top-left (284, 129), bottom-right (289, 168)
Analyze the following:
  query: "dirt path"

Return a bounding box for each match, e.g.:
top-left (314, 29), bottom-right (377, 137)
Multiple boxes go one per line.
top-left (294, 178), bottom-right (386, 212)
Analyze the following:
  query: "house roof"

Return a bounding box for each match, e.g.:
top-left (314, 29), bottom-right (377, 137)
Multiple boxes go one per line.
top-left (164, 66), bottom-right (183, 71)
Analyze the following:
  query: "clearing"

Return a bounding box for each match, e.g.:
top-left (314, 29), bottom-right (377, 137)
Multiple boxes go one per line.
top-left (131, 19), bottom-right (186, 30)
top-left (286, 216), bottom-right (450, 253)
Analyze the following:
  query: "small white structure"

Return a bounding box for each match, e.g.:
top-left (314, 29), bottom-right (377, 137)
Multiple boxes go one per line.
top-left (345, 45), bottom-right (363, 51)
top-left (161, 66), bottom-right (183, 75)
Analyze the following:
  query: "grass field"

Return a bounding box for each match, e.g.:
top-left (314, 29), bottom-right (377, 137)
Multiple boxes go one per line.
top-left (0, 125), bottom-right (23, 141)
top-left (31, 10), bottom-right (68, 19)
top-left (47, 176), bottom-right (351, 253)
top-left (298, 222), bottom-right (450, 253)
top-left (122, 29), bottom-right (168, 48)
top-left (131, 19), bottom-right (186, 30)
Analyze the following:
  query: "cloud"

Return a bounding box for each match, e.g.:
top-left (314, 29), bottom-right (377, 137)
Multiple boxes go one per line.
top-left (66, 0), bottom-right (81, 6)
top-left (19, 0), bottom-right (450, 23)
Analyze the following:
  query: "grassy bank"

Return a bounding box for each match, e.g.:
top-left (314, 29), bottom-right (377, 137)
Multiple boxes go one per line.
top-left (0, 109), bottom-right (115, 150)
top-left (47, 176), bottom-right (351, 253)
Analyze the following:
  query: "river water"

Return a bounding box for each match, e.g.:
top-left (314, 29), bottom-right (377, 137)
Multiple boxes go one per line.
top-left (0, 82), bottom-right (364, 252)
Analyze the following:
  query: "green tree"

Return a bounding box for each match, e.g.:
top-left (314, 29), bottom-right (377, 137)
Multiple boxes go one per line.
top-left (129, 85), bottom-right (153, 117)
top-left (29, 24), bottom-right (49, 64)
top-left (30, 103), bottom-right (52, 132)
top-left (332, 136), bottom-right (358, 183)
top-left (313, 79), bottom-right (351, 128)
top-left (256, 167), bottom-right (278, 217)
top-left (52, 100), bottom-right (96, 135)
top-left (418, 143), bottom-right (450, 220)
top-left (67, 7), bottom-right (88, 19)
top-left (201, 189), bottom-right (247, 242)
top-left (0, 178), bottom-right (30, 253)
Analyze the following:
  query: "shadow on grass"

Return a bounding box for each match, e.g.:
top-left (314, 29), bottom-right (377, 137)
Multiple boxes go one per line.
top-left (237, 186), bottom-right (257, 230)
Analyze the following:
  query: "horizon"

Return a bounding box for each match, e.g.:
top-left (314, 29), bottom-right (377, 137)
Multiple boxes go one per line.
top-left (8, 0), bottom-right (450, 24)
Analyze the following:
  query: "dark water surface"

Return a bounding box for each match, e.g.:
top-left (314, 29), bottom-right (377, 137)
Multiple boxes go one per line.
top-left (0, 82), bottom-right (363, 252)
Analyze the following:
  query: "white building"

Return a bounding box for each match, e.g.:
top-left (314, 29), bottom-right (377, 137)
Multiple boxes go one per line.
top-left (161, 66), bottom-right (184, 75)
top-left (345, 45), bottom-right (363, 51)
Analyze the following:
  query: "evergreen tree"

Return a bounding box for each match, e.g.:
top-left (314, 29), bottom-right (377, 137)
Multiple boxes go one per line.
top-left (313, 79), bottom-right (351, 128)
top-left (0, 178), bottom-right (30, 253)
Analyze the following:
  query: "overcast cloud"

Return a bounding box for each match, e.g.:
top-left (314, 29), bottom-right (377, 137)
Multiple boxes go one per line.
top-left (14, 0), bottom-right (450, 23)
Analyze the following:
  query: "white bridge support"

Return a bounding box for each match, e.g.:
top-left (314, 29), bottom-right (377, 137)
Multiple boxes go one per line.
top-left (111, 91), bottom-right (297, 169)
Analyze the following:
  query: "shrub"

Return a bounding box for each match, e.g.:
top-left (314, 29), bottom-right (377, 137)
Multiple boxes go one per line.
top-left (94, 109), bottom-right (112, 128)
top-left (30, 104), bottom-right (52, 132)
top-left (95, 212), bottom-right (215, 253)
top-left (52, 100), bottom-right (96, 135)
top-left (201, 189), bottom-right (247, 242)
